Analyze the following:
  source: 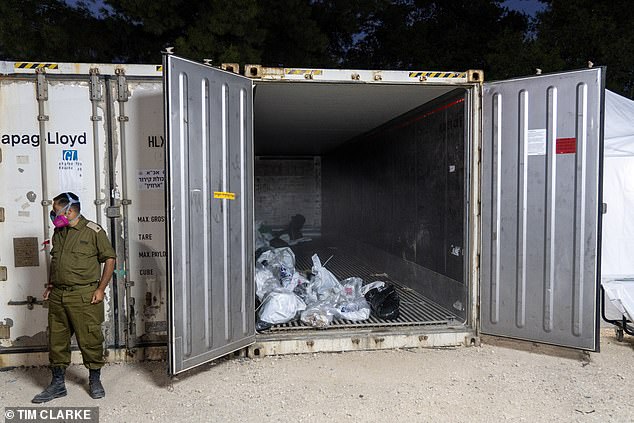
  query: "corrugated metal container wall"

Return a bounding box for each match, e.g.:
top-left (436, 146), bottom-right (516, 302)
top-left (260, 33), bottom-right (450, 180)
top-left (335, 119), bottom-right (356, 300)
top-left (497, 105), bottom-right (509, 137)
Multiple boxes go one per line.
top-left (109, 79), bottom-right (167, 347)
top-left (480, 69), bottom-right (603, 350)
top-left (0, 66), bottom-right (165, 356)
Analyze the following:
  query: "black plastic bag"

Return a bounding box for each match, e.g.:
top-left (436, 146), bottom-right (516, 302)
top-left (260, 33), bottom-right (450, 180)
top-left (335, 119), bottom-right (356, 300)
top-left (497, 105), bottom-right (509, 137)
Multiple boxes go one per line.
top-left (364, 284), bottom-right (400, 320)
top-left (255, 320), bottom-right (273, 332)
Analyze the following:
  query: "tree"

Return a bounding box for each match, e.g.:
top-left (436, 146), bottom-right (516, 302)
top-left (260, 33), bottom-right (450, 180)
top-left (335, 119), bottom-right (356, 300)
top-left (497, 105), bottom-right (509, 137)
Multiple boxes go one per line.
top-left (310, 0), bottom-right (383, 66)
top-left (344, 0), bottom-right (531, 78)
top-left (0, 0), bottom-right (118, 62)
top-left (534, 0), bottom-right (634, 98)
top-left (102, 0), bottom-right (369, 67)
top-left (1, 0), bottom-right (631, 100)
top-left (103, 0), bottom-right (263, 63)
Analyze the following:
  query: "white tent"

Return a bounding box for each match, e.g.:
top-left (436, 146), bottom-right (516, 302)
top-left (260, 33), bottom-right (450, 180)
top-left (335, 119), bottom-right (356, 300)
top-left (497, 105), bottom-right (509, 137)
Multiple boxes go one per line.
top-left (602, 90), bottom-right (634, 277)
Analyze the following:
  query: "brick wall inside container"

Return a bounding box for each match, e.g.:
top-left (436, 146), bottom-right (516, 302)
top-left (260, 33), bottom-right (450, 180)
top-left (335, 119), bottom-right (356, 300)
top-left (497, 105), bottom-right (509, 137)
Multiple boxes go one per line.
top-left (254, 157), bottom-right (321, 229)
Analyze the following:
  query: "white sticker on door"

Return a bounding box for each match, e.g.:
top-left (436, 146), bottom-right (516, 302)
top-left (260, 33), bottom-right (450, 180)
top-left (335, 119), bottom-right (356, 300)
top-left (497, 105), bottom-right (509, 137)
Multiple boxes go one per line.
top-left (528, 128), bottom-right (547, 156)
top-left (137, 169), bottom-right (165, 190)
top-left (58, 159), bottom-right (84, 193)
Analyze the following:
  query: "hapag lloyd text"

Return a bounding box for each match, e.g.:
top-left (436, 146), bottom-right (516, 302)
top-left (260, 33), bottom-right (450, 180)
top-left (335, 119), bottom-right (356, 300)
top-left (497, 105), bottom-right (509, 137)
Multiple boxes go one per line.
top-left (1, 131), bottom-right (88, 148)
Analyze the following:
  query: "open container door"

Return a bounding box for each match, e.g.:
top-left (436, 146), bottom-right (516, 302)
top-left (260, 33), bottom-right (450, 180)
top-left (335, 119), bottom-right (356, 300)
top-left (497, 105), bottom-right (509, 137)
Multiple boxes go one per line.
top-left (164, 54), bottom-right (255, 374)
top-left (481, 68), bottom-right (604, 350)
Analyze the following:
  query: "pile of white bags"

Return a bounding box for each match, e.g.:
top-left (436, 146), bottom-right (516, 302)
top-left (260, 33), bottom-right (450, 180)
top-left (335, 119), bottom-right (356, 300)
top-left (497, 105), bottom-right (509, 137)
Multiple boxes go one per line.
top-left (255, 248), bottom-right (371, 328)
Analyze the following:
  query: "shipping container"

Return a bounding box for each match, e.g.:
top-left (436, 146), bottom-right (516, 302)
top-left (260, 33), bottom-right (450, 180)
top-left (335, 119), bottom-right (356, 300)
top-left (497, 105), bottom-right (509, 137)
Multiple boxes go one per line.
top-left (0, 57), bottom-right (604, 376)
top-left (0, 63), bottom-right (166, 366)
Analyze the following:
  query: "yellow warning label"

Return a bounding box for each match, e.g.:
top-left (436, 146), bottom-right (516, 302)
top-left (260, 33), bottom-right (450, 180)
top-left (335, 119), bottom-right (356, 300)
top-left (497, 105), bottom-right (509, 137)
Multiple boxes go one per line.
top-left (14, 62), bottom-right (59, 70)
top-left (156, 65), bottom-right (163, 72)
top-left (214, 191), bottom-right (236, 200)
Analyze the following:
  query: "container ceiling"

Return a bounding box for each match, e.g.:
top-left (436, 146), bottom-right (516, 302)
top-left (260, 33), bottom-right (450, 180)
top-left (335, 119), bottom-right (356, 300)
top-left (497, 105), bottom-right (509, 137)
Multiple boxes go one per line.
top-left (254, 81), bottom-right (458, 156)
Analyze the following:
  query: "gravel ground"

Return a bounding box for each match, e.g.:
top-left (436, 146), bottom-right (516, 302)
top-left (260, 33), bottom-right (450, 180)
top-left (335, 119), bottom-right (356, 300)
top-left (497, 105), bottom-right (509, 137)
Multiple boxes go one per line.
top-left (1, 329), bottom-right (632, 423)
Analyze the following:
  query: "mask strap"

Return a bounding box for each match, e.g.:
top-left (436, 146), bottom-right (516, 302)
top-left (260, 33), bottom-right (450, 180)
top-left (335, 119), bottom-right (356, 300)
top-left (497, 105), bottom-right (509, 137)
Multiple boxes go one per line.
top-left (55, 203), bottom-right (71, 217)
top-left (63, 194), bottom-right (79, 218)
top-left (65, 193), bottom-right (79, 205)
top-left (57, 195), bottom-right (80, 221)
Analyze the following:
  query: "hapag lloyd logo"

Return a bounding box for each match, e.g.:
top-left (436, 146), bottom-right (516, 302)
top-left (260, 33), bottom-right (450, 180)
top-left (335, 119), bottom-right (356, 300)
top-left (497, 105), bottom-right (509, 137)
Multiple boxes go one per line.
top-left (1, 131), bottom-right (88, 148)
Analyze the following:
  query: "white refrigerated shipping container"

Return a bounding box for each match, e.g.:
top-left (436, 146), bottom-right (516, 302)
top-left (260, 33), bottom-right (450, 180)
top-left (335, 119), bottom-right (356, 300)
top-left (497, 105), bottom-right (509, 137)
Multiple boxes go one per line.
top-left (0, 63), bottom-right (167, 364)
top-left (0, 58), bottom-right (605, 376)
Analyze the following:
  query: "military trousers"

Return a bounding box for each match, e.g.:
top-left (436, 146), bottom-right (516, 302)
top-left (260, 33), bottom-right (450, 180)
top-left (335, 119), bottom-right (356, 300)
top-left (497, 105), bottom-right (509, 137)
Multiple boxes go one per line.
top-left (48, 284), bottom-right (105, 370)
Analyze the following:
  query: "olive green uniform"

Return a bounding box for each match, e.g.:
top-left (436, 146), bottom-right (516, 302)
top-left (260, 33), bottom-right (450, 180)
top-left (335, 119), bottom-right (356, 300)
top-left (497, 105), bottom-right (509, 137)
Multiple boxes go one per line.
top-left (48, 216), bottom-right (116, 369)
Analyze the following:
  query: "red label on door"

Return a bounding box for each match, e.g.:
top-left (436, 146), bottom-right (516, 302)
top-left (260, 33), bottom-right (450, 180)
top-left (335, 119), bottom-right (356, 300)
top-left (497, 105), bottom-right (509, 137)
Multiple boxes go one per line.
top-left (556, 137), bottom-right (576, 154)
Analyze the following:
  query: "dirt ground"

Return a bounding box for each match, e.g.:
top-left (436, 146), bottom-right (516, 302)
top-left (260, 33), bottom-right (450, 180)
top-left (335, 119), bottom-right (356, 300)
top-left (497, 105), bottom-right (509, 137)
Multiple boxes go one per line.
top-left (1, 328), bottom-right (632, 423)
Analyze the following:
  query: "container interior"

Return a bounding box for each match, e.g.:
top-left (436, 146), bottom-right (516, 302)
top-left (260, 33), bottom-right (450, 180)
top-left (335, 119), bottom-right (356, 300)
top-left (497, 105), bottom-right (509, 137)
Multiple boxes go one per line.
top-left (253, 81), bottom-right (469, 329)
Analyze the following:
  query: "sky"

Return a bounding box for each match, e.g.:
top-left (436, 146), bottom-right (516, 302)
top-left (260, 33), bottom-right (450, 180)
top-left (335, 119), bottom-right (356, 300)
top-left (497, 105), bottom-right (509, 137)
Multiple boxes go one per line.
top-left (502, 0), bottom-right (547, 16)
top-left (67, 0), bottom-right (548, 17)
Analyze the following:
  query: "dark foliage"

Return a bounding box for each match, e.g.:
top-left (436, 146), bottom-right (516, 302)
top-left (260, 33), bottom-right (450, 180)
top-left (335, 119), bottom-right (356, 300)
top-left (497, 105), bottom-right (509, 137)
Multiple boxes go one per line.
top-left (0, 0), bottom-right (631, 97)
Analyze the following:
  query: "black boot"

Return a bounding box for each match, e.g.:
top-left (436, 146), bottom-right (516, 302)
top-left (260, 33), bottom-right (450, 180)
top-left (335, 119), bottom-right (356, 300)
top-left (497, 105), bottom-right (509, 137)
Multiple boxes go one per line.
top-left (32, 367), bottom-right (67, 403)
top-left (88, 369), bottom-right (105, 399)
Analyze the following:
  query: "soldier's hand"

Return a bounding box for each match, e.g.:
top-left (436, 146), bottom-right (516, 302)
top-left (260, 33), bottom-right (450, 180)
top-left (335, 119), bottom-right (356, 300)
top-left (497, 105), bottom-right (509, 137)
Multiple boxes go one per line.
top-left (42, 286), bottom-right (52, 301)
top-left (91, 288), bottom-right (105, 304)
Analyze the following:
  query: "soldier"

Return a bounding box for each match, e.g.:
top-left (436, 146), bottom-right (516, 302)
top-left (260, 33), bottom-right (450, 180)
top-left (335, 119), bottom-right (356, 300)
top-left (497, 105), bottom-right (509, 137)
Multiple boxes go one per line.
top-left (32, 192), bottom-right (116, 403)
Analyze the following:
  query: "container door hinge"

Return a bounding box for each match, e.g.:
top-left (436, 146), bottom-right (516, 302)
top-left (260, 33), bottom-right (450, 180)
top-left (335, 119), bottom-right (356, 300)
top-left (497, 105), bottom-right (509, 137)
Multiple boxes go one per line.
top-left (35, 69), bottom-right (49, 121)
top-left (106, 206), bottom-right (121, 218)
top-left (602, 203), bottom-right (607, 214)
top-left (115, 69), bottom-right (129, 102)
top-left (89, 68), bottom-right (102, 100)
top-left (0, 266), bottom-right (7, 281)
top-left (8, 296), bottom-right (44, 310)
top-left (0, 207), bottom-right (5, 222)
top-left (106, 200), bottom-right (131, 218)
top-left (0, 318), bottom-right (13, 339)
top-left (116, 70), bottom-right (130, 123)
top-left (89, 68), bottom-right (103, 121)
